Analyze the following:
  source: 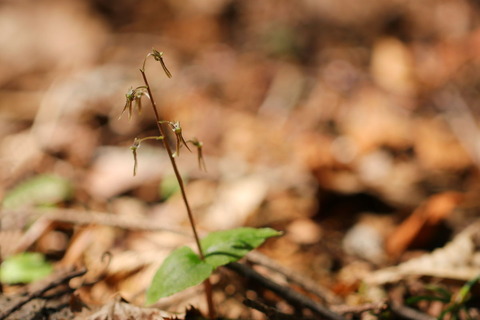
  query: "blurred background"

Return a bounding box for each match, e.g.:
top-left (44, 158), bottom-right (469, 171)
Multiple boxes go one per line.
top-left (1, 0), bottom-right (480, 317)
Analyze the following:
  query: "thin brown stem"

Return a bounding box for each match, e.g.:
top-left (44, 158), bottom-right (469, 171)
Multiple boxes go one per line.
top-left (203, 276), bottom-right (216, 319)
top-left (140, 69), bottom-right (215, 319)
top-left (140, 70), bottom-right (203, 257)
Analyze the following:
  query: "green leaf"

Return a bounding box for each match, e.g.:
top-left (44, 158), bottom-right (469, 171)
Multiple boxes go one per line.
top-left (146, 227), bottom-right (281, 304)
top-left (0, 252), bottom-right (53, 284)
top-left (202, 227), bottom-right (282, 269)
top-left (146, 246), bottom-right (213, 304)
top-left (2, 174), bottom-right (73, 209)
top-left (455, 274), bottom-right (480, 304)
top-left (406, 295), bottom-right (450, 305)
top-left (424, 284), bottom-right (452, 300)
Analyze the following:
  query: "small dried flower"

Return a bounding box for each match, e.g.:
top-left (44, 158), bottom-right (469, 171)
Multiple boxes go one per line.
top-left (148, 49), bottom-right (173, 78)
top-left (130, 136), bottom-right (164, 176)
top-left (169, 121), bottom-right (191, 157)
top-left (188, 138), bottom-right (207, 171)
top-left (121, 86), bottom-right (149, 119)
top-left (130, 138), bottom-right (140, 176)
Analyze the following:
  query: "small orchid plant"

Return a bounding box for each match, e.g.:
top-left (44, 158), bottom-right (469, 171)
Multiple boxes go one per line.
top-left (121, 49), bottom-right (281, 319)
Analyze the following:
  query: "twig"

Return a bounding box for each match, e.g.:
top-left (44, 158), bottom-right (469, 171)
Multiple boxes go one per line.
top-left (246, 251), bottom-right (341, 304)
top-left (0, 208), bottom-right (189, 255)
top-left (331, 300), bottom-right (388, 315)
top-left (226, 262), bottom-right (346, 320)
top-left (389, 302), bottom-right (436, 320)
top-left (244, 298), bottom-right (316, 320)
top-left (0, 268), bottom-right (87, 320)
top-left (0, 209), bottom-right (188, 234)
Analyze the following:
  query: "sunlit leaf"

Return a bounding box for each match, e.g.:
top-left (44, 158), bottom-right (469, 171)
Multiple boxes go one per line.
top-left (2, 174), bottom-right (73, 209)
top-left (146, 246), bottom-right (213, 304)
top-left (202, 227), bottom-right (282, 269)
top-left (0, 252), bottom-right (53, 284)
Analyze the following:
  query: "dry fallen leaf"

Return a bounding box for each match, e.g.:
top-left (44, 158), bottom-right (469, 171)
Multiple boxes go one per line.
top-left (370, 37), bottom-right (417, 96)
top-left (386, 191), bottom-right (464, 258)
top-left (367, 219), bottom-right (480, 285)
top-left (83, 296), bottom-right (169, 320)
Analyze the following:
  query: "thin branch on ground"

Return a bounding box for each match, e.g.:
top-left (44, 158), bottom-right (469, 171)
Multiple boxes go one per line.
top-left (244, 298), bottom-right (316, 320)
top-left (389, 302), bottom-right (436, 320)
top-left (226, 262), bottom-right (346, 320)
top-left (0, 268), bottom-right (87, 320)
top-left (246, 251), bottom-right (341, 304)
top-left (0, 208), bottom-right (188, 234)
top-left (331, 300), bottom-right (388, 315)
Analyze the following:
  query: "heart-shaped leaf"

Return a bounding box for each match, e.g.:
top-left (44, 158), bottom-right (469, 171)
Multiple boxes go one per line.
top-left (202, 227), bottom-right (282, 269)
top-left (146, 227), bottom-right (281, 304)
top-left (146, 246), bottom-right (213, 304)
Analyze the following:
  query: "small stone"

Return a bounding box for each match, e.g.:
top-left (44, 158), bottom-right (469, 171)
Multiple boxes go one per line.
top-left (343, 222), bottom-right (386, 264)
top-left (287, 218), bottom-right (323, 245)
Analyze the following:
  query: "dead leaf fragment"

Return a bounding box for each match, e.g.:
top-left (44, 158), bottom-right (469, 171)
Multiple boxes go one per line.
top-left (368, 219), bottom-right (480, 285)
top-left (286, 218), bottom-right (322, 245)
top-left (386, 192), bottom-right (464, 258)
top-left (371, 37), bottom-right (416, 96)
top-left (85, 296), bottom-right (168, 320)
